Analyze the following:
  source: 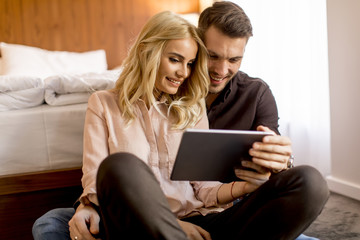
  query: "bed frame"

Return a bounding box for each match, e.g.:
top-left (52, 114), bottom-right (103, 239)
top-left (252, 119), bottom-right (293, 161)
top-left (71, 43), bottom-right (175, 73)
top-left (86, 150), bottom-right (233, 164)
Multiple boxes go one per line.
top-left (0, 0), bottom-right (200, 239)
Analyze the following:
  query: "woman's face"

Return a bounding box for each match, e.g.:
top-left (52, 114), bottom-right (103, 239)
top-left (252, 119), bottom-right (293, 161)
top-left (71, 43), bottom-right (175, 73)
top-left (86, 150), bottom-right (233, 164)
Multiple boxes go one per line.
top-left (155, 37), bottom-right (198, 95)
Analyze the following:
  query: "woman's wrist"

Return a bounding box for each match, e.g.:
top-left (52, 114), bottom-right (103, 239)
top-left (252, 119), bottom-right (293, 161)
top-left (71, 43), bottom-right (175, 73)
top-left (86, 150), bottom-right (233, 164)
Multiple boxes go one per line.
top-left (230, 181), bottom-right (236, 199)
top-left (230, 181), bottom-right (247, 200)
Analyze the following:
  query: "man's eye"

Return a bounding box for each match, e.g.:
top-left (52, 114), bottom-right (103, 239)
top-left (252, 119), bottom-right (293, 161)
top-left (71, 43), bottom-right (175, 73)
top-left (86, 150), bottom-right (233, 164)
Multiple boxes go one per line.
top-left (229, 58), bottom-right (241, 63)
top-left (209, 55), bottom-right (218, 59)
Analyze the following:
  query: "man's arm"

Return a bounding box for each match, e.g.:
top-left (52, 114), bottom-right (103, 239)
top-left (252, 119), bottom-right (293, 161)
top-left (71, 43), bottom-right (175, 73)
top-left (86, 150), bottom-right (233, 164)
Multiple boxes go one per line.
top-left (253, 85), bottom-right (280, 135)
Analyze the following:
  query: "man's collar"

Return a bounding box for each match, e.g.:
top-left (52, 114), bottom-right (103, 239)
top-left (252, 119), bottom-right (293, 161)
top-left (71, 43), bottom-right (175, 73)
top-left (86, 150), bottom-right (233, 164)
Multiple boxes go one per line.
top-left (223, 78), bottom-right (233, 99)
top-left (206, 78), bottom-right (234, 110)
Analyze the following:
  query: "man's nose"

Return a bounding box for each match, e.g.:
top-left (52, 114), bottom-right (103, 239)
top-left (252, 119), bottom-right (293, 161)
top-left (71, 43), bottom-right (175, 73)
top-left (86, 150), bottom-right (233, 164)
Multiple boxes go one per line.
top-left (213, 60), bottom-right (228, 76)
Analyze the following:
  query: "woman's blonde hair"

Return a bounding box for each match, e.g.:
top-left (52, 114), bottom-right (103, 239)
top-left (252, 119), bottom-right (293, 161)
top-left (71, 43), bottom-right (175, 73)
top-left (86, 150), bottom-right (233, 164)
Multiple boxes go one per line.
top-left (114, 11), bottom-right (209, 130)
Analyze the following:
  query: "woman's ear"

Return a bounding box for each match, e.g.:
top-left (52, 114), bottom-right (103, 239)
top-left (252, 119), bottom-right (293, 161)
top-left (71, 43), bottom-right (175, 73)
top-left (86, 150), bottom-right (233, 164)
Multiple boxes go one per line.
top-left (138, 43), bottom-right (145, 54)
top-left (137, 43), bottom-right (147, 63)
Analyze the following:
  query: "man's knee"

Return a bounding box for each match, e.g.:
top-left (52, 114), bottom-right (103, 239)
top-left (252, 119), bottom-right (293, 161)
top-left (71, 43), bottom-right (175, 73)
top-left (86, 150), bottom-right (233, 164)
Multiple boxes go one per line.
top-left (32, 208), bottom-right (74, 239)
top-left (294, 166), bottom-right (329, 198)
top-left (289, 166), bottom-right (330, 212)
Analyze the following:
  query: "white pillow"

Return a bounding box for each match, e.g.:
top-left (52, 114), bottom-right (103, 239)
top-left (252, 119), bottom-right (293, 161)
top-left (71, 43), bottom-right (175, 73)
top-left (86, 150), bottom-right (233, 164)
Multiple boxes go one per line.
top-left (0, 42), bottom-right (107, 78)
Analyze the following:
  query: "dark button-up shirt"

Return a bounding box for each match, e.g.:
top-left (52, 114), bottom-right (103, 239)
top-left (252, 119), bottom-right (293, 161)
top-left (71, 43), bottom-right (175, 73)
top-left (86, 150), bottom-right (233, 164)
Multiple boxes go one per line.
top-left (207, 71), bottom-right (280, 135)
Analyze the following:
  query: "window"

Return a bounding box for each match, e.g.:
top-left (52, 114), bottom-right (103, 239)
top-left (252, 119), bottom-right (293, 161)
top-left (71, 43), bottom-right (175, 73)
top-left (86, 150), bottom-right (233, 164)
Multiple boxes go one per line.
top-left (231, 0), bottom-right (331, 175)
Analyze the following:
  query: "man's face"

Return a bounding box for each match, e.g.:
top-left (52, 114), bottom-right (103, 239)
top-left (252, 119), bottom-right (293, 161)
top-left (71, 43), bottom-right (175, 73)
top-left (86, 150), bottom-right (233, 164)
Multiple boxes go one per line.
top-left (204, 26), bottom-right (247, 94)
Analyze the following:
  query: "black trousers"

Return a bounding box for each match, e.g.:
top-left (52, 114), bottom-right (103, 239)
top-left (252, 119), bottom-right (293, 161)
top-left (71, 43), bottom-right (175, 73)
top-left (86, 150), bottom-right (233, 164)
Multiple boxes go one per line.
top-left (96, 152), bottom-right (329, 240)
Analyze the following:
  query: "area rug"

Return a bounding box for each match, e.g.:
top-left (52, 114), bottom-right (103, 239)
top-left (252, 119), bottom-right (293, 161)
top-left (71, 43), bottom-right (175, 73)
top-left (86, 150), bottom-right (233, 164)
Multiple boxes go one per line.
top-left (304, 192), bottom-right (360, 240)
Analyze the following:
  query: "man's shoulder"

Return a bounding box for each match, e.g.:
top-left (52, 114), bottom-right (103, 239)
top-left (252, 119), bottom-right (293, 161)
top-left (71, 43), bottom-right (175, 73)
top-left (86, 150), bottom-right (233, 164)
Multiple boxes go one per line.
top-left (232, 71), bottom-right (270, 90)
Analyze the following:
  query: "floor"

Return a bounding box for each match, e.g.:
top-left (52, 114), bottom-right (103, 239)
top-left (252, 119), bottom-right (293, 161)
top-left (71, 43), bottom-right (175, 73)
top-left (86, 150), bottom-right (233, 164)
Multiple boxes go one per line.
top-left (304, 192), bottom-right (360, 240)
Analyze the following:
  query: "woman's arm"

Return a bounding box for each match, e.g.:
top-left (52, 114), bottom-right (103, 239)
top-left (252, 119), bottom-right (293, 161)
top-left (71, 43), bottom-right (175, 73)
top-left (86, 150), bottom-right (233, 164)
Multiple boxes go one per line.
top-left (217, 161), bottom-right (271, 204)
top-left (70, 91), bottom-right (111, 239)
top-left (69, 203), bottom-right (101, 240)
top-left (81, 92), bottom-right (110, 205)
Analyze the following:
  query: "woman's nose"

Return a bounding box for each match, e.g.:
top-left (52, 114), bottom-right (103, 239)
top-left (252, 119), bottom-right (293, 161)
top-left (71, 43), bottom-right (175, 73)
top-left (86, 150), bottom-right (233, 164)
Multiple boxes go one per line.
top-left (176, 64), bottom-right (189, 78)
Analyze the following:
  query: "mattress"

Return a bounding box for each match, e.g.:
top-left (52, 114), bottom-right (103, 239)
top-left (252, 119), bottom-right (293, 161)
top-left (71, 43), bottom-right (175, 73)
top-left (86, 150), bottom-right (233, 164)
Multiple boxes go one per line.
top-left (0, 103), bottom-right (87, 176)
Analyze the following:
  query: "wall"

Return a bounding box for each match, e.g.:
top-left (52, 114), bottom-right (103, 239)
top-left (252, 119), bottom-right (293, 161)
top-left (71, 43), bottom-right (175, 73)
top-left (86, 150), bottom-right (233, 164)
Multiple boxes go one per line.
top-left (0, 0), bottom-right (199, 69)
top-left (327, 0), bottom-right (360, 201)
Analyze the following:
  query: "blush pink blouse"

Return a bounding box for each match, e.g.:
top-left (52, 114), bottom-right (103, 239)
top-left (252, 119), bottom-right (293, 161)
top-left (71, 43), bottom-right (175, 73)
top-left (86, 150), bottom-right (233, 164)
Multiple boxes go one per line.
top-left (80, 90), bottom-right (227, 218)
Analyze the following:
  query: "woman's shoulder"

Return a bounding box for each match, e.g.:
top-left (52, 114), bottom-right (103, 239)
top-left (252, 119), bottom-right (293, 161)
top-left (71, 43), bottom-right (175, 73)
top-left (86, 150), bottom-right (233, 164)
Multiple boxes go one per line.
top-left (89, 89), bottom-right (117, 101)
top-left (88, 89), bottom-right (118, 108)
top-left (91, 89), bottom-right (116, 98)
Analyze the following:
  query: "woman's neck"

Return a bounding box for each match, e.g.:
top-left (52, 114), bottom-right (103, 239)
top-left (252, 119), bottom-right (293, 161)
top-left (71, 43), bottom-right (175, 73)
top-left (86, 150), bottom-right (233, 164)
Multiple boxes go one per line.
top-left (154, 89), bottom-right (164, 101)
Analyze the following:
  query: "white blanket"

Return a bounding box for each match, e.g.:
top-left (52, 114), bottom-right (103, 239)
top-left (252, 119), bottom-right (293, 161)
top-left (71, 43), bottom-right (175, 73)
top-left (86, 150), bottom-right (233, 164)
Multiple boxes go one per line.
top-left (0, 70), bottom-right (121, 111)
top-left (0, 75), bottom-right (44, 111)
top-left (44, 70), bottom-right (121, 106)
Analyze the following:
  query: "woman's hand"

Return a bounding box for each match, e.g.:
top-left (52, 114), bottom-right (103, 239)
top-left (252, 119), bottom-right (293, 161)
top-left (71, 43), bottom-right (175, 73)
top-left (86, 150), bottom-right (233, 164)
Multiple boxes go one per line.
top-left (234, 160), bottom-right (271, 194)
top-left (177, 219), bottom-right (212, 240)
top-left (68, 203), bottom-right (101, 240)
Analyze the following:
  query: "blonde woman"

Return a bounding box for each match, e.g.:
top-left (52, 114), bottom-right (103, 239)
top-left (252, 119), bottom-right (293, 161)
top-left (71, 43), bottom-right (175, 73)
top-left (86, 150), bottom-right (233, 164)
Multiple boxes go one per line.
top-left (66, 11), bottom-right (231, 240)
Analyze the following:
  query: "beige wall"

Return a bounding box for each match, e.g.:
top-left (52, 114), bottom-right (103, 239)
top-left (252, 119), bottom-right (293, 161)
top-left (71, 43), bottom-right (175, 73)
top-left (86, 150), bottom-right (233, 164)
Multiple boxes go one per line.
top-left (327, 0), bottom-right (360, 200)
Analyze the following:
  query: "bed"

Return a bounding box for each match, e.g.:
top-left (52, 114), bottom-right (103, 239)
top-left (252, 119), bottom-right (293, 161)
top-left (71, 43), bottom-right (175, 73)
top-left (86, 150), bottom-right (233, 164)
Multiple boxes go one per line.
top-left (0, 0), bottom-right (201, 239)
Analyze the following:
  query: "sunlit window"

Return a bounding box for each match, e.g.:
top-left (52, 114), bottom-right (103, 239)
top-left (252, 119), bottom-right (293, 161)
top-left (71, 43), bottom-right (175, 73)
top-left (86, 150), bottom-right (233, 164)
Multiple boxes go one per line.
top-left (230, 0), bottom-right (330, 175)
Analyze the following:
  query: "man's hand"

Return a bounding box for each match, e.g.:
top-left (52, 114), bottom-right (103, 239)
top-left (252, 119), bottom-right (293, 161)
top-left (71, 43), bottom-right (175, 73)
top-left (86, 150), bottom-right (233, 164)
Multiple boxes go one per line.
top-left (68, 203), bottom-right (101, 240)
top-left (177, 219), bottom-right (212, 240)
top-left (250, 125), bottom-right (293, 172)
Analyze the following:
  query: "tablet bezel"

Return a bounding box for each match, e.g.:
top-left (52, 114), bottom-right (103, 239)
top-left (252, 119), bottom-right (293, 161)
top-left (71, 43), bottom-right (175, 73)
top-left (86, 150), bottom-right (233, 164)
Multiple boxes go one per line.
top-left (170, 129), bottom-right (273, 183)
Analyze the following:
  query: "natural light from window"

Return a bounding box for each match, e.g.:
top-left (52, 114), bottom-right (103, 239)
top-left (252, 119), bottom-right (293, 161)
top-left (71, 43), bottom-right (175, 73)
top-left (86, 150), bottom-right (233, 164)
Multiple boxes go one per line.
top-left (230, 0), bottom-right (331, 175)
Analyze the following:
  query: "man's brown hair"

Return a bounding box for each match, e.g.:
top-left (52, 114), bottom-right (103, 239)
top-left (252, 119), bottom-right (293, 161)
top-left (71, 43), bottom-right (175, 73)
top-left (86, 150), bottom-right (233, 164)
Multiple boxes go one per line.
top-left (198, 1), bottom-right (253, 39)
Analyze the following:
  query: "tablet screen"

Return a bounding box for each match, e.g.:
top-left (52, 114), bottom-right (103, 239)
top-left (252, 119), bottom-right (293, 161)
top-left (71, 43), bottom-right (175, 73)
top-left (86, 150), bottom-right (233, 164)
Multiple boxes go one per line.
top-left (170, 129), bottom-right (272, 182)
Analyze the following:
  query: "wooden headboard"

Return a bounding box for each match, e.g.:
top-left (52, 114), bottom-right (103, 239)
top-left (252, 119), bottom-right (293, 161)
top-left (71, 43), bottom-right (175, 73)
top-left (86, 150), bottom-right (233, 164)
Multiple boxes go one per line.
top-left (0, 0), bottom-right (200, 69)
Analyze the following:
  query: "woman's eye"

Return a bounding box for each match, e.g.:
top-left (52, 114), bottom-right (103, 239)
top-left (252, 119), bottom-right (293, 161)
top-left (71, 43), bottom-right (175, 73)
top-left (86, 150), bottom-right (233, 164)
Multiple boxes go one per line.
top-left (170, 57), bottom-right (179, 63)
top-left (187, 61), bottom-right (194, 67)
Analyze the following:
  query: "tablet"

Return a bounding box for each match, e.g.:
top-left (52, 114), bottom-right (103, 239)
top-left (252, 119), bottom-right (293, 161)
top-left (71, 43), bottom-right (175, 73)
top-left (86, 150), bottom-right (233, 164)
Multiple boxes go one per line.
top-left (170, 129), bottom-right (273, 183)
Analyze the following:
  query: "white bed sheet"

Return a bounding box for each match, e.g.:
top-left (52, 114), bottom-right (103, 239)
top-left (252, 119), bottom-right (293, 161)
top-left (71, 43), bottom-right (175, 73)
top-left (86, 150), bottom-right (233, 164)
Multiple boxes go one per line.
top-left (0, 103), bottom-right (87, 176)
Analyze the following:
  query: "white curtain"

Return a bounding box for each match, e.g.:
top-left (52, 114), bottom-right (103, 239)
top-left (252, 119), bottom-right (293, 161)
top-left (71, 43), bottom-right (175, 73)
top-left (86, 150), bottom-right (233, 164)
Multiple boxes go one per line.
top-left (230, 0), bottom-right (331, 175)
